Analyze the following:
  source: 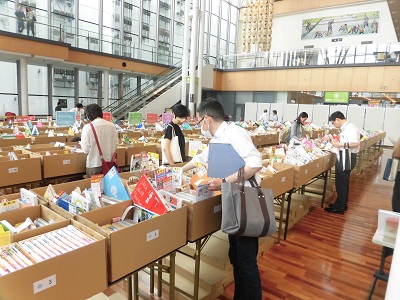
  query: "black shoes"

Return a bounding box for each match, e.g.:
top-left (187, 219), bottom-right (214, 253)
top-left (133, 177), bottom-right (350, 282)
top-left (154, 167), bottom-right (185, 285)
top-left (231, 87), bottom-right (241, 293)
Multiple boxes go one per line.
top-left (328, 203), bottom-right (348, 211)
top-left (324, 206), bottom-right (345, 214)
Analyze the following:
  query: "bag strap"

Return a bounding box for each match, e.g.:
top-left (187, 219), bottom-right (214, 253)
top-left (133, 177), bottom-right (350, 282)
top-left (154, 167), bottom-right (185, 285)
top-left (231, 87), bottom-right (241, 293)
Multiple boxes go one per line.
top-left (90, 123), bottom-right (103, 158)
top-left (167, 124), bottom-right (176, 138)
top-left (248, 176), bottom-right (271, 236)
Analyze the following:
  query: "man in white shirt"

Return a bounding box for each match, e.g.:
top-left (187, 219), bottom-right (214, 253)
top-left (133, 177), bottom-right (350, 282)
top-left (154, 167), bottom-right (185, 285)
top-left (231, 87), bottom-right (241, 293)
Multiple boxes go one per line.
top-left (272, 110), bottom-right (278, 122)
top-left (182, 98), bottom-right (262, 300)
top-left (258, 109), bottom-right (268, 123)
top-left (70, 103), bottom-right (85, 121)
top-left (80, 104), bottom-right (118, 177)
top-left (325, 111), bottom-right (360, 214)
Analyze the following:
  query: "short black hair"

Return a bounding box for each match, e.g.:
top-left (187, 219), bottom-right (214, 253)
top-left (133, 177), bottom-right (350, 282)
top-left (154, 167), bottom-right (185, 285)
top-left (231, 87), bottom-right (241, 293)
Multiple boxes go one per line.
top-left (85, 104), bottom-right (103, 121)
top-left (198, 97), bottom-right (224, 121)
top-left (76, 103), bottom-right (84, 108)
top-left (57, 102), bottom-right (61, 105)
top-left (172, 104), bottom-right (189, 118)
top-left (264, 109), bottom-right (268, 113)
top-left (329, 111), bottom-right (346, 121)
top-left (273, 110), bottom-right (277, 114)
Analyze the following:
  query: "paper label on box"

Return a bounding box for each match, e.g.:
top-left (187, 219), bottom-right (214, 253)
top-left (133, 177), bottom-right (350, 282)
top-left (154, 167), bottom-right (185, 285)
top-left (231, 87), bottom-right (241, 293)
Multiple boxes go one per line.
top-left (63, 160), bottom-right (70, 165)
top-left (33, 274), bottom-right (56, 294)
top-left (281, 177), bottom-right (286, 183)
top-left (146, 229), bottom-right (159, 241)
top-left (214, 204), bottom-right (222, 213)
top-left (8, 167), bottom-right (18, 173)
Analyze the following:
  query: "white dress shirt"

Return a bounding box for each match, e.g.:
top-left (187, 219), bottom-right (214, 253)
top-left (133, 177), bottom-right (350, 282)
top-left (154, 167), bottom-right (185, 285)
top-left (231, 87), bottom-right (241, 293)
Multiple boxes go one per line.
top-left (81, 118), bottom-right (118, 168)
top-left (192, 122), bottom-right (262, 174)
top-left (339, 121), bottom-right (360, 154)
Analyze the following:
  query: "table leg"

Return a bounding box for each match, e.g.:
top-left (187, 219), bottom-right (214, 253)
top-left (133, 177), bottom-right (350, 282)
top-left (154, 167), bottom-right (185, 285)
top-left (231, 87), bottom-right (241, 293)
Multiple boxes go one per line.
top-left (284, 190), bottom-right (293, 240)
top-left (321, 171), bottom-right (328, 208)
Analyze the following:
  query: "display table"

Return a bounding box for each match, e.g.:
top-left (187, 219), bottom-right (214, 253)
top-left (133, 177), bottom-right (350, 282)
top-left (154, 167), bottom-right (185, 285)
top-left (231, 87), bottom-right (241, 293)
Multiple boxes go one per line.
top-left (368, 230), bottom-right (396, 300)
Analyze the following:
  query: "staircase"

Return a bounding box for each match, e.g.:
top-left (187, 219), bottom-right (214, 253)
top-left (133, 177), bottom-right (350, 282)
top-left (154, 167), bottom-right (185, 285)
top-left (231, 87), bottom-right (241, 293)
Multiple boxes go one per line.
top-left (105, 63), bottom-right (183, 119)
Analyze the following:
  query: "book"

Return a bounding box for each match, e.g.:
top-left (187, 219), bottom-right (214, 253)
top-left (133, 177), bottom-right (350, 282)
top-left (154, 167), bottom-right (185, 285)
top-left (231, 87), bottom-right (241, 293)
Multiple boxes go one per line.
top-left (207, 143), bottom-right (245, 178)
top-left (130, 154), bottom-right (142, 172)
top-left (20, 188), bottom-right (38, 206)
top-left (131, 174), bottom-right (171, 215)
top-left (104, 166), bottom-right (131, 201)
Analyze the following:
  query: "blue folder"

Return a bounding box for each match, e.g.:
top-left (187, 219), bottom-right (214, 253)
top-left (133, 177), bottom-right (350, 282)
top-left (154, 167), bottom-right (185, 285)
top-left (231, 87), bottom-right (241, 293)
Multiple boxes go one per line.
top-left (207, 143), bottom-right (245, 178)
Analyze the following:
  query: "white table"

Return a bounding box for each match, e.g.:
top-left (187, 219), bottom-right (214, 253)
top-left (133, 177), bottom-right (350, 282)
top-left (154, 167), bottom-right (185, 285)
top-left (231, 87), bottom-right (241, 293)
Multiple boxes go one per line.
top-left (368, 230), bottom-right (396, 300)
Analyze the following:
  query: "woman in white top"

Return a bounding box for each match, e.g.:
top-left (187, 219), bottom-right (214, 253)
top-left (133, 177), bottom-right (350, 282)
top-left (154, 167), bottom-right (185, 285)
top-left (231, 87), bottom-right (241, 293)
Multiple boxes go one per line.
top-left (81, 104), bottom-right (118, 177)
top-left (272, 110), bottom-right (278, 122)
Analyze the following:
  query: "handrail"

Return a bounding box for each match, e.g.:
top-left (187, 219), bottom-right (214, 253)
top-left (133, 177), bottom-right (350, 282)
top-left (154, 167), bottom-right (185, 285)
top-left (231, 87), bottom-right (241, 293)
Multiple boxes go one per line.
top-left (0, 11), bottom-right (183, 66)
top-left (217, 42), bottom-right (400, 70)
top-left (104, 60), bottom-right (182, 115)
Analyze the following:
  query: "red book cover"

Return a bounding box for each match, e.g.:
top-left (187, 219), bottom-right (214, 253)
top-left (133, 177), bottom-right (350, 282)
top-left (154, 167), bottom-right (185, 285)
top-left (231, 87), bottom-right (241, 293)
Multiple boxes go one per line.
top-left (131, 174), bottom-right (171, 215)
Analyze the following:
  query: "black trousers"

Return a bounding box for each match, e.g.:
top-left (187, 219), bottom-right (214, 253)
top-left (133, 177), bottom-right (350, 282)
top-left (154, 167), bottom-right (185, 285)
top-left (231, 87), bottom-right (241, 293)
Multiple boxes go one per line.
top-left (392, 171), bottom-right (400, 213)
top-left (228, 235), bottom-right (262, 300)
top-left (27, 21), bottom-right (34, 36)
top-left (334, 153), bottom-right (357, 209)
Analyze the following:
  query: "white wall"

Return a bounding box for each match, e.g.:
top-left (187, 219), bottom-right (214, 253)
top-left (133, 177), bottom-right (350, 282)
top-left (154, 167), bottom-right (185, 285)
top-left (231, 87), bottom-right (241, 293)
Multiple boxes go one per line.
top-left (272, 1), bottom-right (397, 51)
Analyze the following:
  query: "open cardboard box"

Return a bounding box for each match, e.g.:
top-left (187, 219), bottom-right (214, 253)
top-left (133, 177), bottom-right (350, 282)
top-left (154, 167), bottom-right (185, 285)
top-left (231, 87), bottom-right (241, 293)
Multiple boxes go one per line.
top-left (0, 137), bottom-right (32, 147)
top-left (0, 155), bottom-right (42, 187)
top-left (76, 200), bottom-right (187, 282)
top-left (29, 150), bottom-right (86, 178)
top-left (293, 160), bottom-right (321, 188)
top-left (0, 205), bottom-right (69, 243)
top-left (123, 144), bottom-right (158, 166)
top-left (30, 179), bottom-right (92, 219)
top-left (259, 163), bottom-right (295, 198)
top-left (0, 219), bottom-right (107, 300)
top-left (183, 194), bottom-right (222, 242)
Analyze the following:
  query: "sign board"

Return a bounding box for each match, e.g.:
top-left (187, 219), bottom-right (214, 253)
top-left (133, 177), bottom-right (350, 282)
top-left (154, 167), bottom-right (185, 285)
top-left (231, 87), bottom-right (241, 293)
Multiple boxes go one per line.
top-left (16, 116), bottom-right (35, 122)
top-left (128, 112), bottom-right (143, 125)
top-left (162, 113), bottom-right (173, 124)
top-left (324, 91), bottom-right (349, 104)
top-left (147, 113), bottom-right (159, 124)
top-left (103, 112), bottom-right (112, 122)
top-left (56, 111), bottom-right (76, 127)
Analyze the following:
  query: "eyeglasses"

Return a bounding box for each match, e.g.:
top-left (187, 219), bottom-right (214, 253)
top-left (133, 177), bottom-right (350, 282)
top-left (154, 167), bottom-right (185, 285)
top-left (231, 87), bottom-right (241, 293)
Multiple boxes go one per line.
top-left (196, 116), bottom-right (204, 126)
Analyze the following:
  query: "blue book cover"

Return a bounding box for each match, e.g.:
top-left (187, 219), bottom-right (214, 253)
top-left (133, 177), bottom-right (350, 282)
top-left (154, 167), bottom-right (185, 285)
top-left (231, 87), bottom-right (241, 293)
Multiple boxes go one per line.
top-left (57, 198), bottom-right (80, 215)
top-left (207, 143), bottom-right (245, 178)
top-left (104, 166), bottom-right (131, 200)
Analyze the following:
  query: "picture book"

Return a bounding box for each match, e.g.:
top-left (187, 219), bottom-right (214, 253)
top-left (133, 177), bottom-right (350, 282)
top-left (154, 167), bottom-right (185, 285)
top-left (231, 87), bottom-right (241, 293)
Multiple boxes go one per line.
top-left (131, 174), bottom-right (171, 215)
top-left (104, 166), bottom-right (131, 201)
top-left (130, 154), bottom-right (142, 172)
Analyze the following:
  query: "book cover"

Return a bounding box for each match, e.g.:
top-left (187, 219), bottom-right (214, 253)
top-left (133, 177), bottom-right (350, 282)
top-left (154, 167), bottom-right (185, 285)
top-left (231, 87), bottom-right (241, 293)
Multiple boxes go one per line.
top-left (130, 154), bottom-right (142, 172)
top-left (20, 188), bottom-right (38, 206)
top-left (104, 166), bottom-right (131, 201)
top-left (131, 174), bottom-right (171, 215)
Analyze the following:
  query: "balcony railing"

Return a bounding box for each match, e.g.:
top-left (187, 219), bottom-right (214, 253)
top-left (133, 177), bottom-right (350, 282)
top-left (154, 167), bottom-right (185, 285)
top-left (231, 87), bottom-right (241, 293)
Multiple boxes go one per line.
top-left (0, 11), bottom-right (182, 66)
top-left (218, 43), bottom-right (400, 70)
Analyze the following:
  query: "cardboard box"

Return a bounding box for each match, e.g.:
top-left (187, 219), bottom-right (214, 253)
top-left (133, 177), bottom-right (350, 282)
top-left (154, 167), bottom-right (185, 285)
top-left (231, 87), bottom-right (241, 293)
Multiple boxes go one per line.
top-left (260, 163), bottom-right (295, 197)
top-left (0, 205), bottom-right (69, 242)
top-left (76, 200), bottom-right (187, 282)
top-left (293, 160), bottom-right (320, 188)
top-left (118, 131), bottom-right (142, 139)
top-left (308, 156), bottom-right (324, 178)
top-left (322, 152), bottom-right (336, 171)
top-left (184, 195), bottom-right (222, 242)
top-left (32, 151), bottom-right (86, 178)
top-left (264, 133), bottom-right (279, 145)
top-left (124, 144), bottom-right (158, 164)
top-left (30, 179), bottom-right (92, 219)
top-left (0, 220), bottom-right (108, 300)
top-left (0, 138), bottom-right (32, 147)
top-left (32, 136), bottom-right (68, 144)
top-left (0, 156), bottom-right (42, 187)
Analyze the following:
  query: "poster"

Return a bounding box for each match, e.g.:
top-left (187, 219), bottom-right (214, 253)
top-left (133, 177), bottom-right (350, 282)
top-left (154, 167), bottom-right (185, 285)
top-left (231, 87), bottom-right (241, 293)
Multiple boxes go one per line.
top-left (162, 113), bottom-right (173, 124)
top-left (147, 113), bottom-right (159, 124)
top-left (301, 11), bottom-right (380, 40)
top-left (128, 112), bottom-right (143, 125)
top-left (103, 112), bottom-right (112, 122)
top-left (56, 111), bottom-right (76, 127)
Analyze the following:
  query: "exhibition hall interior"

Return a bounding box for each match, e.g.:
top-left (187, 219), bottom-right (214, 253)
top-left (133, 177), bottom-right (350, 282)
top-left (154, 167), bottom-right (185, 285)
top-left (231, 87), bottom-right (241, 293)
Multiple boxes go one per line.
top-left (0, 0), bottom-right (399, 299)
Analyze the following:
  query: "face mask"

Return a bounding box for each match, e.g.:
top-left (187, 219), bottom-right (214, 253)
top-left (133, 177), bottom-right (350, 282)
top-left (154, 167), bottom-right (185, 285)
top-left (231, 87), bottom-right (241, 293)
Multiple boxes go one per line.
top-left (201, 122), bottom-right (213, 139)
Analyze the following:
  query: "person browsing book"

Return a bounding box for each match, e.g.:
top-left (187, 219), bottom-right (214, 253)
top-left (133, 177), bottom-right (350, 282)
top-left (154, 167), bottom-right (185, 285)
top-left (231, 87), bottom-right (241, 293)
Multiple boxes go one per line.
top-left (163, 104), bottom-right (188, 165)
top-left (182, 97), bottom-right (262, 300)
top-left (286, 111), bottom-right (308, 142)
top-left (324, 111), bottom-right (360, 214)
top-left (80, 104), bottom-right (117, 177)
